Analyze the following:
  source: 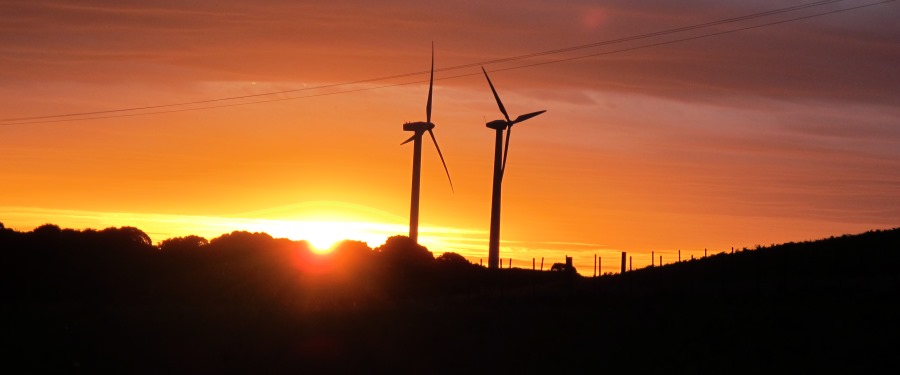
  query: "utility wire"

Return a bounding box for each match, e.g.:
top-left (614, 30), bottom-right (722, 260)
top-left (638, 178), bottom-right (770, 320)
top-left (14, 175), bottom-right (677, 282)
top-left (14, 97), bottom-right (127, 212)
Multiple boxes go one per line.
top-left (0, 0), bottom-right (847, 124)
top-left (0, 0), bottom-right (850, 123)
top-left (1, 0), bottom-right (892, 126)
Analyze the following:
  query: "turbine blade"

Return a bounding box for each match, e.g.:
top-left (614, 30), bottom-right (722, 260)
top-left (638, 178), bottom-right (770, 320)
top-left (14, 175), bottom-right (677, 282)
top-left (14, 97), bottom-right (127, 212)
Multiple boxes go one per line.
top-left (427, 44), bottom-right (434, 124)
top-left (400, 134), bottom-right (417, 145)
top-left (427, 129), bottom-right (454, 193)
top-left (513, 110), bottom-right (547, 124)
top-left (481, 66), bottom-right (511, 123)
top-left (501, 125), bottom-right (513, 176)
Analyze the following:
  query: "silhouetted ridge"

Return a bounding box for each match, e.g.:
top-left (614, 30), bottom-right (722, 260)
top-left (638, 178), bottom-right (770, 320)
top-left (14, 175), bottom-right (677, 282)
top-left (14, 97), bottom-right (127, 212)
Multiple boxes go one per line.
top-left (593, 228), bottom-right (900, 301)
top-left (2, 222), bottom-right (897, 373)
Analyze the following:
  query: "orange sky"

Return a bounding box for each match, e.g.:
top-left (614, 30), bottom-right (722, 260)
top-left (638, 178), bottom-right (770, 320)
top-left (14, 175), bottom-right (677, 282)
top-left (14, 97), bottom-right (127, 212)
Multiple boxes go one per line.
top-left (2, 0), bottom-right (899, 274)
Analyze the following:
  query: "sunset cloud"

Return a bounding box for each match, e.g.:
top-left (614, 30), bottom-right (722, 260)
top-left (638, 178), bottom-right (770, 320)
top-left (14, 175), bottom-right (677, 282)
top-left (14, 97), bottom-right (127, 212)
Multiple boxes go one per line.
top-left (3, 0), bottom-right (895, 101)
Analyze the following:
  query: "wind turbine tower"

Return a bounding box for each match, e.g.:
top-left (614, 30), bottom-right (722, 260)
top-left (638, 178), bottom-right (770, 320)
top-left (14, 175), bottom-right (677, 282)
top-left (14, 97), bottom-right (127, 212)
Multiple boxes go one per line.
top-left (401, 47), bottom-right (453, 243)
top-left (481, 67), bottom-right (546, 269)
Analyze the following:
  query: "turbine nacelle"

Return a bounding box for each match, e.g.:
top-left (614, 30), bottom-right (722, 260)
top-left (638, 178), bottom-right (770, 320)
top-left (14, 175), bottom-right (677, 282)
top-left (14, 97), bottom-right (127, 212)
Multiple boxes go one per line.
top-left (486, 110), bottom-right (547, 131)
top-left (485, 119), bottom-right (509, 130)
top-left (403, 121), bottom-right (436, 132)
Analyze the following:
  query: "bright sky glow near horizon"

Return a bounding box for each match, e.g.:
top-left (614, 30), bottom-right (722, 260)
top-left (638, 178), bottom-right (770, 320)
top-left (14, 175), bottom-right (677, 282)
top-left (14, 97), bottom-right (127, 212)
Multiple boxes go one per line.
top-left (2, 0), bottom-right (899, 274)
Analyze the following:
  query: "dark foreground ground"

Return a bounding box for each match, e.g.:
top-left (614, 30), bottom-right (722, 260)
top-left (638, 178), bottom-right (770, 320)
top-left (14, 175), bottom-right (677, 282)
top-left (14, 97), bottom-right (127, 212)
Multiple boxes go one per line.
top-left (4, 229), bottom-right (899, 373)
top-left (7, 279), bottom-right (896, 374)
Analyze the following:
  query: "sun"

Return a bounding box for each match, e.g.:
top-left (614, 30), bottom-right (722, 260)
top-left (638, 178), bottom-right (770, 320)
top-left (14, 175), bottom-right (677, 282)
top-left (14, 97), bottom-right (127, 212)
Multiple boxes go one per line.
top-left (271, 221), bottom-right (347, 254)
top-left (238, 219), bottom-right (345, 254)
top-left (222, 206), bottom-right (407, 256)
top-left (303, 222), bottom-right (345, 254)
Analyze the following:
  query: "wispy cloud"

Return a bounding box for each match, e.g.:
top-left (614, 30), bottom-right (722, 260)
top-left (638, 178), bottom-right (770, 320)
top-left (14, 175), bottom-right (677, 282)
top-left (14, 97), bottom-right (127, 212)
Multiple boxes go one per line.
top-left (3, 0), bottom-right (896, 104)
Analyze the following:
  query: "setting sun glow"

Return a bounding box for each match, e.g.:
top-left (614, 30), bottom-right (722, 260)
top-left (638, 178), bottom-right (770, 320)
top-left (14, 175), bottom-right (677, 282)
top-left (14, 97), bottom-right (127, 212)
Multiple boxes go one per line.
top-left (258, 220), bottom-right (371, 253)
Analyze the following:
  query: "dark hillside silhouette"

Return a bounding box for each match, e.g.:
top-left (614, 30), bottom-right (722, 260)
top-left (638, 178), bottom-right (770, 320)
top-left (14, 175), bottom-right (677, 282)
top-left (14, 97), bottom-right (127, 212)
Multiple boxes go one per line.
top-left (2, 222), bottom-right (897, 373)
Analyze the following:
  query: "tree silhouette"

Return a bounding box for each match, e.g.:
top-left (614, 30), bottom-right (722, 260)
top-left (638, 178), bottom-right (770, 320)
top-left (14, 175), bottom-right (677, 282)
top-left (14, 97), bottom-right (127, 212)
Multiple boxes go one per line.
top-left (159, 235), bottom-right (209, 252)
top-left (98, 226), bottom-right (154, 252)
top-left (0, 221), bottom-right (12, 242)
top-left (331, 240), bottom-right (373, 259)
top-left (329, 240), bottom-right (375, 270)
top-left (31, 223), bottom-right (62, 236)
top-left (435, 252), bottom-right (473, 268)
top-left (375, 235), bottom-right (434, 269)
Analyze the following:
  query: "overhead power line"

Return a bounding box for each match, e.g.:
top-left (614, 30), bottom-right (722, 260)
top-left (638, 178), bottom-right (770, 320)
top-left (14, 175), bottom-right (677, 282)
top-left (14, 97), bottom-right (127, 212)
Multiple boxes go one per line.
top-left (0, 0), bottom-right (893, 126)
top-left (0, 0), bottom-right (846, 124)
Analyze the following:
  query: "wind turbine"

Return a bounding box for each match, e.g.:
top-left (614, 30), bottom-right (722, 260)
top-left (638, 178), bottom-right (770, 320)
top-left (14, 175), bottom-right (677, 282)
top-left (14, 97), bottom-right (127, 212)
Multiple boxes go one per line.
top-left (401, 47), bottom-right (453, 244)
top-left (481, 67), bottom-right (546, 269)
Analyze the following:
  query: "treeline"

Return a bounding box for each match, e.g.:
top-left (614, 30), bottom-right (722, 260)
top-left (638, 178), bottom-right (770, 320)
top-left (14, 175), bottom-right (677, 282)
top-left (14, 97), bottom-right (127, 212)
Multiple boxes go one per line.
top-left (4, 222), bottom-right (898, 372)
top-left (0, 222), bottom-right (516, 310)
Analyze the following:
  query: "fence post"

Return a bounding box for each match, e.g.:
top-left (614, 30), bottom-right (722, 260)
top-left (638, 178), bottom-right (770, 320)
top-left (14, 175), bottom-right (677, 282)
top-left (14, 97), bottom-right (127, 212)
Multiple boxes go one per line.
top-left (620, 252), bottom-right (626, 274)
top-left (540, 257), bottom-right (544, 271)
top-left (652, 251), bottom-right (655, 266)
